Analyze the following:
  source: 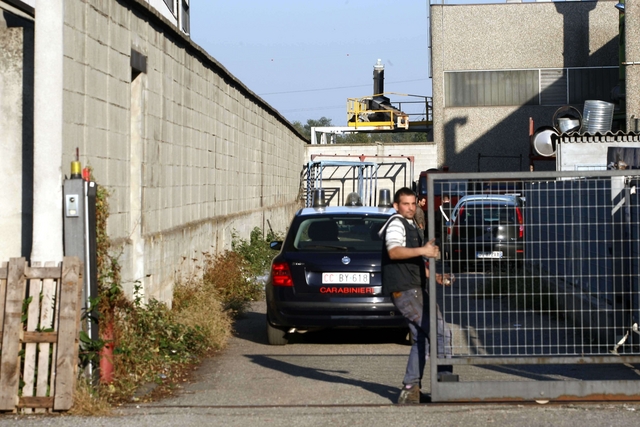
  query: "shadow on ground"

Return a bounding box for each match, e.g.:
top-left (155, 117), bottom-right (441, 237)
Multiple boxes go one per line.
top-left (233, 309), bottom-right (410, 346)
top-left (246, 354), bottom-right (400, 402)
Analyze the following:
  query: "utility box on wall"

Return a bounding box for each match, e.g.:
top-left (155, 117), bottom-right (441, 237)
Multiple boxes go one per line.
top-left (62, 176), bottom-right (98, 379)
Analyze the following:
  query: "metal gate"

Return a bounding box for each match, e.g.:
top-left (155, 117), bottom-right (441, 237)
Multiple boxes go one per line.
top-left (304, 159), bottom-right (414, 207)
top-left (426, 170), bottom-right (640, 402)
top-left (305, 160), bottom-right (379, 207)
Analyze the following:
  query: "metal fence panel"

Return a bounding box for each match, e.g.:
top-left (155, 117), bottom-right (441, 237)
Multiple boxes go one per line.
top-left (426, 171), bottom-right (640, 402)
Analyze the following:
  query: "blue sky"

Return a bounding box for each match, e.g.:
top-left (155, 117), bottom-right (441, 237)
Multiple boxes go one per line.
top-left (190, 0), bottom-right (432, 127)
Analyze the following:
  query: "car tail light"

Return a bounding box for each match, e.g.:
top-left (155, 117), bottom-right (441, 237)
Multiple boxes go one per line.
top-left (516, 207), bottom-right (524, 238)
top-left (271, 261), bottom-right (293, 287)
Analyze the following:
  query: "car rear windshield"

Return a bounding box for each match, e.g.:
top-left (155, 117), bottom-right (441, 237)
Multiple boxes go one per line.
top-left (458, 204), bottom-right (518, 225)
top-left (292, 216), bottom-right (388, 252)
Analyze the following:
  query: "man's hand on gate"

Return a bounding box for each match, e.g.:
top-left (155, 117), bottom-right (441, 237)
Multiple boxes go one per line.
top-left (422, 238), bottom-right (440, 258)
top-left (436, 273), bottom-right (455, 287)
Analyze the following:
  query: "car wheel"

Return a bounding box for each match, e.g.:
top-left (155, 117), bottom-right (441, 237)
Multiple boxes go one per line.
top-left (266, 317), bottom-right (289, 345)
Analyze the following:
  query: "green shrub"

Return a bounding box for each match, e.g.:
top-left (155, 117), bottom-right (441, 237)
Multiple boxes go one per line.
top-left (87, 174), bottom-right (275, 405)
top-left (88, 175), bottom-right (231, 404)
top-left (108, 286), bottom-right (213, 402)
top-left (199, 250), bottom-right (263, 315)
top-left (232, 227), bottom-right (282, 277)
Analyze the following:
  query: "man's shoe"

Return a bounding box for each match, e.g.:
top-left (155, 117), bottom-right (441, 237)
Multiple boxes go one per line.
top-left (397, 384), bottom-right (420, 404)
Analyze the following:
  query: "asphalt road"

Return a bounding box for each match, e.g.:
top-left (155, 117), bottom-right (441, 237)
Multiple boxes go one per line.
top-left (3, 284), bottom-right (640, 426)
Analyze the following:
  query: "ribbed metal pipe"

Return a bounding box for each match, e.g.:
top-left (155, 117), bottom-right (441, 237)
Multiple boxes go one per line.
top-left (581, 100), bottom-right (615, 134)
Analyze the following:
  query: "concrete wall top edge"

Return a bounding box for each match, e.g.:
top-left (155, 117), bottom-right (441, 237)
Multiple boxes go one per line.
top-left (126, 0), bottom-right (308, 143)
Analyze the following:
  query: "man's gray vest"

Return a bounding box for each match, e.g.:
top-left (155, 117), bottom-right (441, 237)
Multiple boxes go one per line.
top-left (381, 215), bottom-right (426, 295)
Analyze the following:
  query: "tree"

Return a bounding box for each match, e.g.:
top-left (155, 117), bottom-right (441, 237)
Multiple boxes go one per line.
top-left (291, 117), bottom-right (333, 140)
top-left (292, 121), bottom-right (307, 139)
top-left (304, 117), bottom-right (333, 137)
top-left (339, 132), bottom-right (371, 144)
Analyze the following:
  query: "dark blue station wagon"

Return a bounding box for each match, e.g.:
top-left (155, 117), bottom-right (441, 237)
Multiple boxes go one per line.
top-left (265, 205), bottom-right (406, 345)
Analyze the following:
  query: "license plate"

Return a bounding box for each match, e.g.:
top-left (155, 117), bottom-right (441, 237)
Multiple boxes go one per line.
top-left (322, 272), bottom-right (370, 284)
top-left (477, 251), bottom-right (503, 259)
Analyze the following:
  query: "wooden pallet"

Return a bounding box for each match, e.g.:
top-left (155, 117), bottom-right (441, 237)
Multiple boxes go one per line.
top-left (0, 257), bottom-right (83, 413)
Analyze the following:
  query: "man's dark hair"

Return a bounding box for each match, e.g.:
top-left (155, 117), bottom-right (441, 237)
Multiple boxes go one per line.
top-left (394, 187), bottom-right (416, 204)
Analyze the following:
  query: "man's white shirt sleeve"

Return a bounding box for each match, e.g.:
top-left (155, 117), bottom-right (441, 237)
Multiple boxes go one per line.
top-left (385, 217), bottom-right (408, 251)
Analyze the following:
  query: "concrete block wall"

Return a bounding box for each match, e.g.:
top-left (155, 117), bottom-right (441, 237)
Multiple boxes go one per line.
top-left (61, 0), bottom-right (306, 302)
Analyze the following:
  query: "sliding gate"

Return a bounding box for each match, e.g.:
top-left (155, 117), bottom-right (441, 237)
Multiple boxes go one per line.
top-left (427, 170), bottom-right (640, 402)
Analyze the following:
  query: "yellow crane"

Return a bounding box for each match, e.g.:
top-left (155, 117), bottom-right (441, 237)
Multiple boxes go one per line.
top-left (346, 59), bottom-right (432, 131)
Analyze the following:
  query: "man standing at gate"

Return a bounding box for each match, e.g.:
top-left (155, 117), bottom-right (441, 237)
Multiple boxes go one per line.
top-left (414, 195), bottom-right (427, 240)
top-left (435, 194), bottom-right (452, 241)
top-left (379, 187), bottom-right (453, 404)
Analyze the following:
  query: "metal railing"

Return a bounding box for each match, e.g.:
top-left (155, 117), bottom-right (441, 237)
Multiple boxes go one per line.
top-left (346, 93), bottom-right (432, 130)
top-left (303, 159), bottom-right (414, 208)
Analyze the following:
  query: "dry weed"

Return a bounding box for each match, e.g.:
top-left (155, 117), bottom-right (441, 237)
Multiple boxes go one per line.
top-left (173, 279), bottom-right (233, 351)
top-left (67, 378), bottom-right (112, 416)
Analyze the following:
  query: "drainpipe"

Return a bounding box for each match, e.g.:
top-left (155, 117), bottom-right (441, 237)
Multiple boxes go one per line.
top-left (31, 0), bottom-right (64, 262)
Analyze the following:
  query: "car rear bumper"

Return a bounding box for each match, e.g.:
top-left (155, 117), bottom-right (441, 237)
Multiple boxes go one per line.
top-left (267, 299), bottom-right (406, 329)
top-left (449, 241), bottom-right (523, 261)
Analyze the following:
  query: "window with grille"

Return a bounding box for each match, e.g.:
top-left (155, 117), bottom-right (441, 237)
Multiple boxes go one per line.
top-left (445, 70), bottom-right (539, 107)
top-left (445, 67), bottom-right (618, 108)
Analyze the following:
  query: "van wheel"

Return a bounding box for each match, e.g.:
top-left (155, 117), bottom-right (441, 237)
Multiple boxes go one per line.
top-left (266, 318), bottom-right (289, 345)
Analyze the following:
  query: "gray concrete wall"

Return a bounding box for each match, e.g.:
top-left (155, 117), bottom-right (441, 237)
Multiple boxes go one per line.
top-left (0, 27), bottom-right (25, 259)
top-left (0, 10), bottom-right (33, 261)
top-left (430, 1), bottom-right (620, 173)
top-left (61, 0), bottom-right (306, 302)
